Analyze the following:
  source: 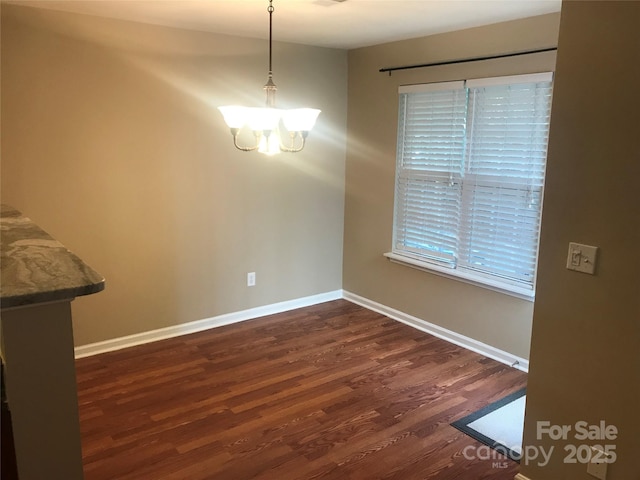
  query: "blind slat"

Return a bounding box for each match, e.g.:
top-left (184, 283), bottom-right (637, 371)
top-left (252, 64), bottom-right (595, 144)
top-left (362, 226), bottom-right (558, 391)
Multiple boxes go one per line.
top-left (393, 75), bottom-right (552, 291)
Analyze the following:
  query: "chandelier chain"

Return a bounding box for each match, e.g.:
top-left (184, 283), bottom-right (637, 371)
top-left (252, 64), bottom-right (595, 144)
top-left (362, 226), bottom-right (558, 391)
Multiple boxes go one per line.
top-left (268, 0), bottom-right (274, 78)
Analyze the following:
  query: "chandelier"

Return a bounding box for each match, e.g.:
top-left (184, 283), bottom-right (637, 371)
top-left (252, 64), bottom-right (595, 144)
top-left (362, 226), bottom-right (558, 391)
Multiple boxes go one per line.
top-left (218, 0), bottom-right (321, 155)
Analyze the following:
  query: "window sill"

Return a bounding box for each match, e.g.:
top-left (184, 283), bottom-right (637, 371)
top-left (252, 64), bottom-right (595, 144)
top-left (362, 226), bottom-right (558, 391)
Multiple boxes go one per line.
top-left (383, 252), bottom-right (535, 302)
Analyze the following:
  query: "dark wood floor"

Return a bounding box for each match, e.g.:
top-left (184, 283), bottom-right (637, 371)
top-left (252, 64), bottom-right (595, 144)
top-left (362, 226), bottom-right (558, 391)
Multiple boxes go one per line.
top-left (76, 299), bottom-right (526, 480)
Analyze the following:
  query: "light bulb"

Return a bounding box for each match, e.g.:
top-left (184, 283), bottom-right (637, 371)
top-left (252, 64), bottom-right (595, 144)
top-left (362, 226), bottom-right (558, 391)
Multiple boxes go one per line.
top-left (258, 131), bottom-right (281, 156)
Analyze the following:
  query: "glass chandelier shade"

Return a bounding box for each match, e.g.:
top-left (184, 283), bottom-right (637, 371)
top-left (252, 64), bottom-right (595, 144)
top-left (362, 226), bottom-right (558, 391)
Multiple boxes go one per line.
top-left (218, 0), bottom-right (320, 155)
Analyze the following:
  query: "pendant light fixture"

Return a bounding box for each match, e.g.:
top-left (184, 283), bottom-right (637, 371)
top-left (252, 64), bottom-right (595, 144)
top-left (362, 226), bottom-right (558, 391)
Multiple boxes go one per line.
top-left (218, 0), bottom-right (321, 155)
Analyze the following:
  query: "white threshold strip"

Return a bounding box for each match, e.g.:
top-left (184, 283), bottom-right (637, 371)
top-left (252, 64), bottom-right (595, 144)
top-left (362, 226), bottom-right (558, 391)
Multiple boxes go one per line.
top-left (75, 289), bottom-right (528, 372)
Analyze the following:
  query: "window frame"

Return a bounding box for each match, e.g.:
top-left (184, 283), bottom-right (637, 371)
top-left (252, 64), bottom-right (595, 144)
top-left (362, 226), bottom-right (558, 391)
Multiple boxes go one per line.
top-left (387, 72), bottom-right (554, 301)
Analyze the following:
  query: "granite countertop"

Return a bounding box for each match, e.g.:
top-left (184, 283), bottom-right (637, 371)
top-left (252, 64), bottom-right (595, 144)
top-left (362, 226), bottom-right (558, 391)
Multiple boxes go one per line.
top-left (0, 204), bottom-right (105, 309)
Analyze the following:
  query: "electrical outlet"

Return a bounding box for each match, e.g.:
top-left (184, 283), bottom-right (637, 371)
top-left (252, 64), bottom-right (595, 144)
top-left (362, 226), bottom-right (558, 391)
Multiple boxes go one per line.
top-left (247, 272), bottom-right (256, 287)
top-left (566, 242), bottom-right (598, 274)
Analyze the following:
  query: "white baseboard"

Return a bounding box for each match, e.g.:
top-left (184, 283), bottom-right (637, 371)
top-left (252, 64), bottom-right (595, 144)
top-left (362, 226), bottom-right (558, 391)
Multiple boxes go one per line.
top-left (76, 289), bottom-right (529, 373)
top-left (514, 474), bottom-right (532, 480)
top-left (342, 291), bottom-right (529, 372)
top-left (74, 290), bottom-right (343, 358)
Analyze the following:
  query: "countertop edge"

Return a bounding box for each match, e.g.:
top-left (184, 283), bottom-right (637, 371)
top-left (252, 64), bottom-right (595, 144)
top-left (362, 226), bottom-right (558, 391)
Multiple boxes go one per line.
top-left (0, 280), bottom-right (106, 309)
top-left (1, 204), bottom-right (106, 309)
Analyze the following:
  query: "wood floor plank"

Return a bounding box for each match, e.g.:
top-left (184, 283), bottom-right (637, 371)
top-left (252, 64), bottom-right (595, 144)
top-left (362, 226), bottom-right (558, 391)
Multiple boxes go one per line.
top-left (77, 299), bottom-right (526, 479)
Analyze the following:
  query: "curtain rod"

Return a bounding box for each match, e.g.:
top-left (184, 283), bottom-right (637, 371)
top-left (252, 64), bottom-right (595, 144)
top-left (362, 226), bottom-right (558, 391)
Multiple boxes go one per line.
top-left (379, 47), bottom-right (557, 76)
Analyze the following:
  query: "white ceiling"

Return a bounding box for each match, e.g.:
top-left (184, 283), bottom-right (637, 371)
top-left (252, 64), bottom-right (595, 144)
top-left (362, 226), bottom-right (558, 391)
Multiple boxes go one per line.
top-left (7, 0), bottom-right (561, 49)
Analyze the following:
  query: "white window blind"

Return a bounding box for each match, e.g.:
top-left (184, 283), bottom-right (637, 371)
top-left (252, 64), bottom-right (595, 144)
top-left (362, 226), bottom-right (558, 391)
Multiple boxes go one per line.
top-left (391, 73), bottom-right (553, 296)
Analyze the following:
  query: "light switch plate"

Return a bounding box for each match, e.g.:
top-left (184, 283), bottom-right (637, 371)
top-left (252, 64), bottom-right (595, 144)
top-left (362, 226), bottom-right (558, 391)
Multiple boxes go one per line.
top-left (566, 242), bottom-right (598, 275)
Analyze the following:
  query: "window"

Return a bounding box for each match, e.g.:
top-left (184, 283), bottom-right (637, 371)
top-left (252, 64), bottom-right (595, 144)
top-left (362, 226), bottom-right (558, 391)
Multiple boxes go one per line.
top-left (387, 73), bottom-right (553, 299)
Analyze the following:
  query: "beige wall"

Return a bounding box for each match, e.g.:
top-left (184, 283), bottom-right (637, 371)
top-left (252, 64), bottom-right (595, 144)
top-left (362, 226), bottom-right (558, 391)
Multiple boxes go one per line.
top-left (343, 14), bottom-right (560, 359)
top-left (522, 2), bottom-right (640, 479)
top-left (1, 4), bottom-right (348, 346)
